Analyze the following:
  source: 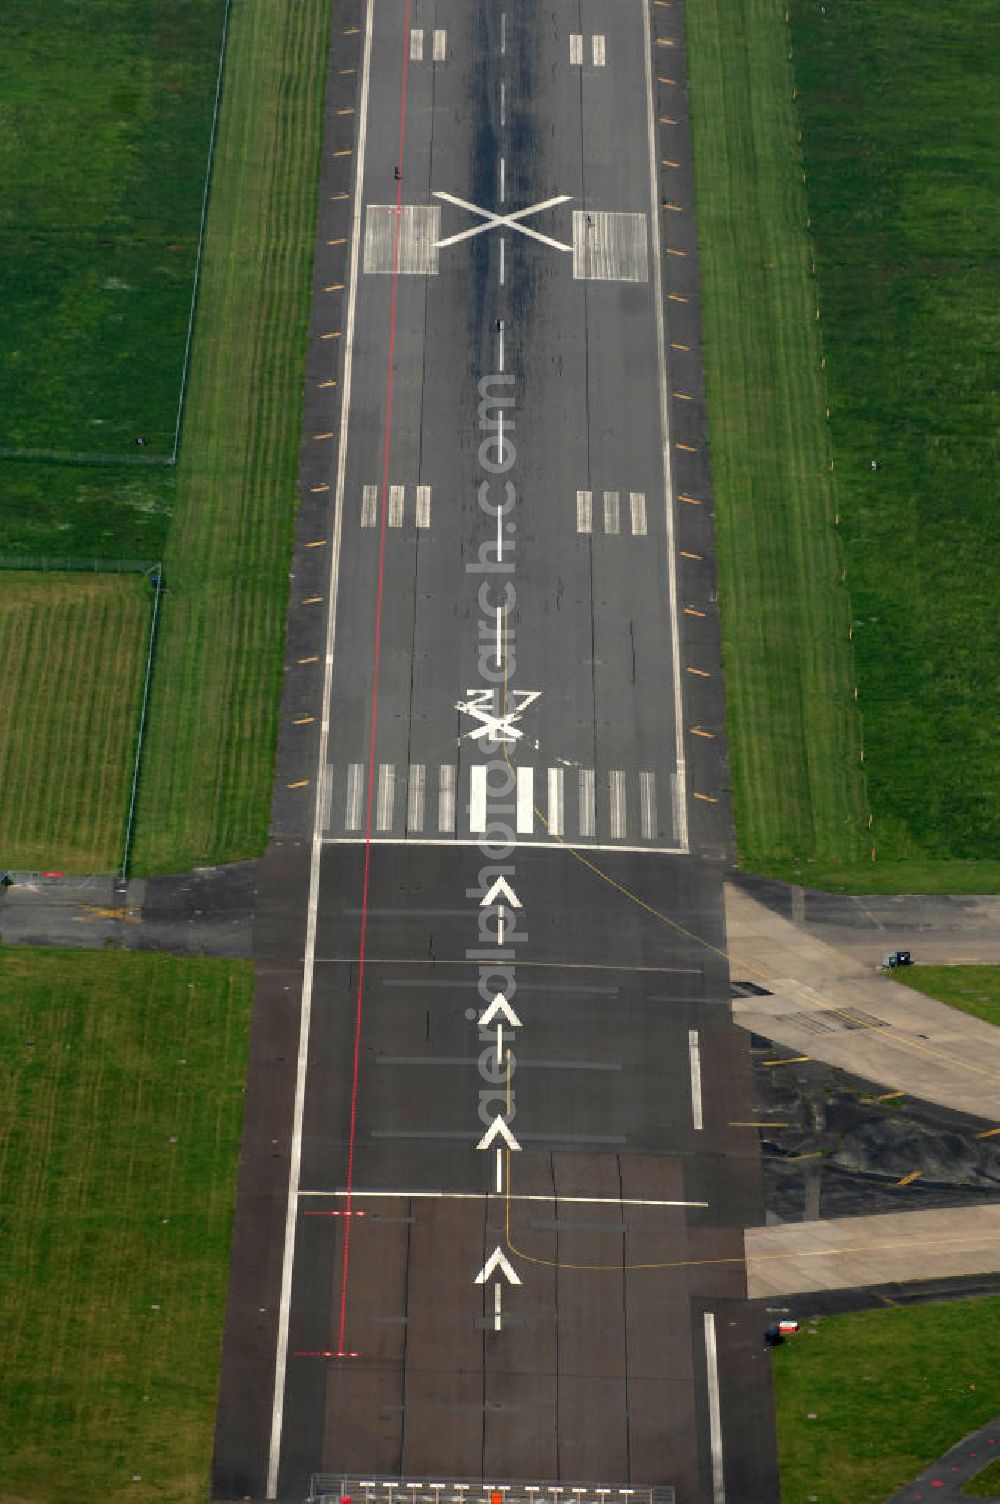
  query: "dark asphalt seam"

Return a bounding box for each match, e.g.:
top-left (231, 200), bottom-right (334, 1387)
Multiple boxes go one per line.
top-left (550, 1149), bottom-right (562, 1474)
top-left (574, 0), bottom-right (599, 790)
top-left (619, 1153), bottom-right (633, 1482)
top-left (398, 1204), bottom-right (412, 1472)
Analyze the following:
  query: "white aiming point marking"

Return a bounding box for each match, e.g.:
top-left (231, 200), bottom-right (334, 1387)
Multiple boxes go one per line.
top-left (364, 204), bottom-right (441, 275)
top-left (573, 211), bottom-right (649, 282)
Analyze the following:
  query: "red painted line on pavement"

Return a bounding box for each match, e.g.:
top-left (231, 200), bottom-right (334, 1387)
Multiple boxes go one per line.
top-left (335, 0), bottom-right (413, 1356)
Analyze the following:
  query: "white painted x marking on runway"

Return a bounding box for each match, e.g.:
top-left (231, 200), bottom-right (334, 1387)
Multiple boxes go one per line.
top-left (434, 191), bottom-right (574, 252)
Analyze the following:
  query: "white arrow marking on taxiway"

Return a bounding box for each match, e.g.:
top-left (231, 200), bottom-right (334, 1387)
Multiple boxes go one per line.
top-left (478, 991), bottom-right (522, 1029)
top-left (476, 1115), bottom-right (522, 1152)
top-left (475, 1246), bottom-right (522, 1285)
top-left (481, 876), bottom-right (522, 908)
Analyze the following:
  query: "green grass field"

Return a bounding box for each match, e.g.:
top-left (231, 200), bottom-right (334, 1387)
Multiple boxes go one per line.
top-left (772, 1299), bottom-right (1000, 1503)
top-left (0, 0), bottom-right (328, 874)
top-left (684, 0), bottom-right (870, 882)
top-left (0, 946), bottom-right (252, 1504)
top-left (0, 574), bottom-right (150, 872)
top-left (893, 966), bottom-right (1000, 1030)
top-left (964, 1456), bottom-right (1000, 1495)
top-left (790, 0), bottom-right (1000, 877)
top-left (131, 0), bottom-right (328, 872)
top-left (0, 0), bottom-right (227, 461)
top-left (686, 0), bottom-right (1000, 894)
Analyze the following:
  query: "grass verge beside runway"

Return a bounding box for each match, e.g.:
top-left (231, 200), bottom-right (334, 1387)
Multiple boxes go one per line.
top-left (130, 0), bottom-right (329, 873)
top-left (789, 0), bottom-right (999, 884)
top-left (685, 0), bottom-right (999, 893)
top-left (772, 1298), bottom-right (1000, 1503)
top-left (892, 967), bottom-right (1000, 1031)
top-left (965, 1458), bottom-right (1000, 1496)
top-left (683, 0), bottom-right (869, 883)
top-left (0, 574), bottom-right (150, 872)
top-left (0, 947), bottom-right (252, 1504)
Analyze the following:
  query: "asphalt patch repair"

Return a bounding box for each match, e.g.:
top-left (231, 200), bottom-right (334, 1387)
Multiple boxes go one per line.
top-left (747, 1038), bottom-right (1000, 1223)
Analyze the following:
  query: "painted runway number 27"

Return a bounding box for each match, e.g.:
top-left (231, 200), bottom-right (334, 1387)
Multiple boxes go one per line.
top-left (457, 688), bottom-right (542, 744)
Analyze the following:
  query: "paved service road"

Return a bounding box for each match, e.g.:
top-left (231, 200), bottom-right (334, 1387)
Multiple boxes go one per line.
top-left (213, 2), bottom-right (779, 1501)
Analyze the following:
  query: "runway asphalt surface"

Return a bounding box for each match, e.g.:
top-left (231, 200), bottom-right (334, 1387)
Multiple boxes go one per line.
top-left (213, 2), bottom-right (778, 1500)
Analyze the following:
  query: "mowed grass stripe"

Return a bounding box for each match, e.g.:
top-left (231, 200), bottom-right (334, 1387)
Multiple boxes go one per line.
top-left (684, 0), bottom-right (869, 878)
top-left (0, 574), bottom-right (149, 871)
top-left (789, 0), bottom-right (1000, 884)
top-left (0, 947), bottom-right (252, 1503)
top-left (133, 0), bottom-right (329, 872)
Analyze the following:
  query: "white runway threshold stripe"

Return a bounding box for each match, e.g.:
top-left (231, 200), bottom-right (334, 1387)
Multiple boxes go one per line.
top-left (327, 763), bottom-right (675, 843)
top-left (407, 762), bottom-right (425, 832)
top-left (376, 763), bottom-right (395, 831)
top-left (344, 763), bottom-right (364, 831)
top-left (469, 765), bottom-right (487, 833)
top-left (517, 766), bottom-right (534, 833)
top-left (438, 763), bottom-right (456, 833)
